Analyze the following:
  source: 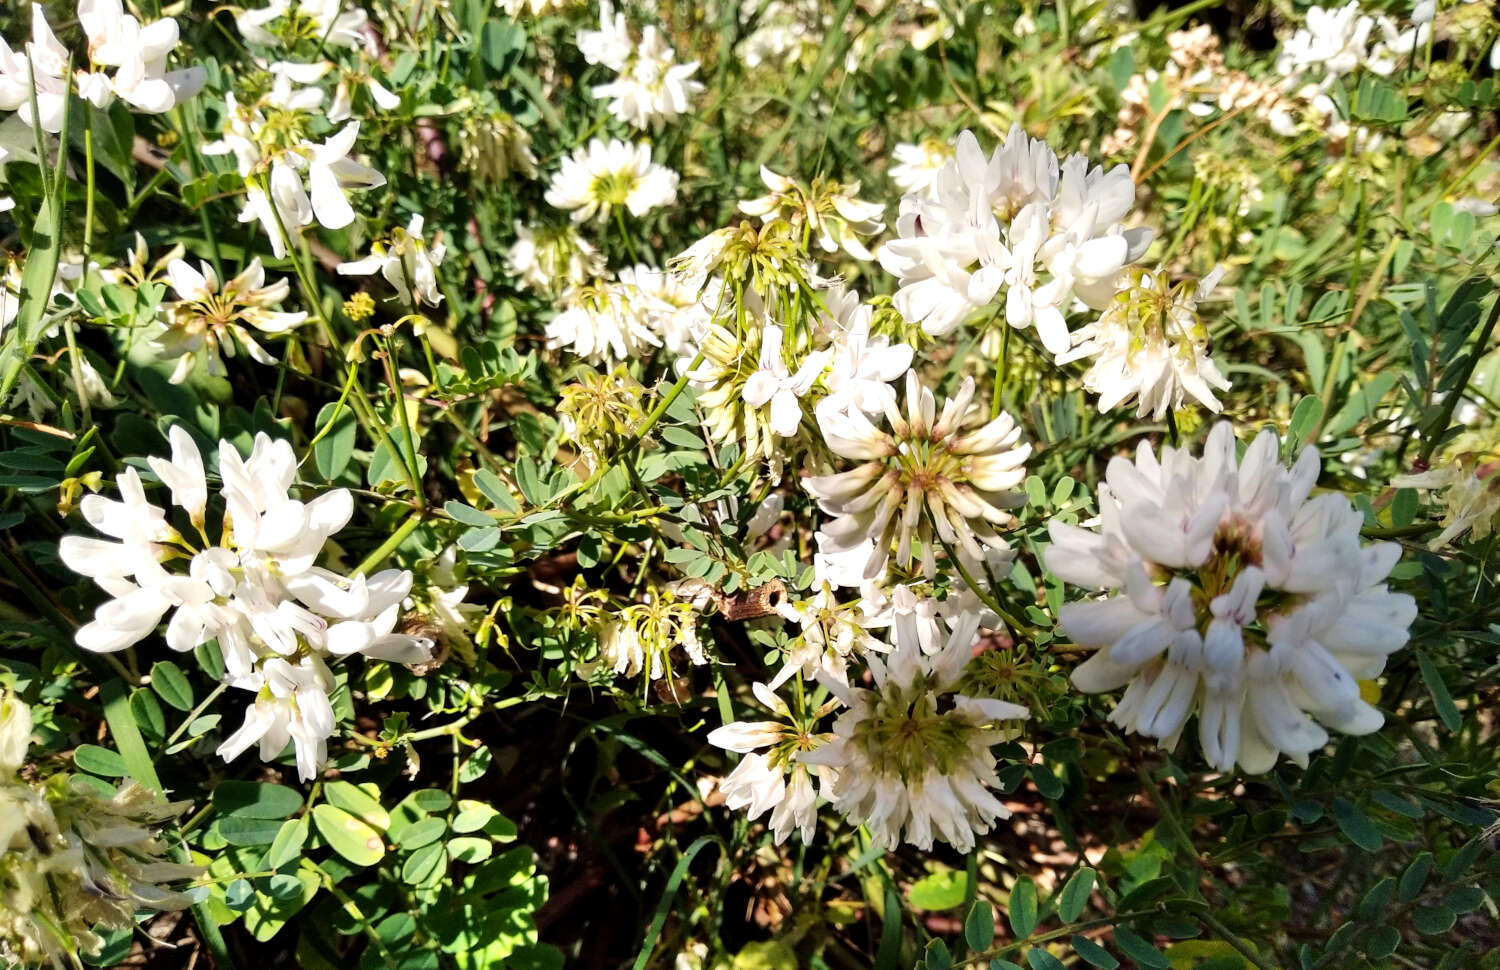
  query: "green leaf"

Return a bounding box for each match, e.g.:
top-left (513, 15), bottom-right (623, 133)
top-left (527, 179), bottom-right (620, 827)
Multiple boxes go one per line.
top-left (0, 193), bottom-right (64, 405)
top-left (1399, 852), bottom-right (1433, 902)
top-left (312, 402), bottom-right (358, 481)
top-left (218, 815), bottom-right (286, 846)
top-left (401, 842), bottom-right (446, 885)
top-left (909, 868), bottom-right (967, 910)
top-left (1364, 925), bottom-right (1401, 959)
top-left (73, 744), bottom-right (127, 776)
top-left (213, 781), bottom-right (304, 820)
top-left (150, 660), bottom-right (194, 711)
top-left (1058, 868), bottom-right (1096, 922)
top-left (444, 500), bottom-right (495, 526)
top-left (1416, 652), bottom-right (1461, 732)
top-left (965, 900), bottom-right (995, 951)
top-left (1287, 396), bottom-right (1323, 450)
top-left (1332, 798), bottom-right (1382, 851)
top-left (1358, 876), bottom-right (1395, 920)
top-left (394, 817), bottom-right (446, 850)
top-left (1070, 936), bottom-right (1118, 969)
top-left (924, 940), bottom-right (951, 970)
top-left (1009, 877), bottom-right (1039, 939)
top-left (323, 781), bottom-right (390, 831)
top-left (311, 804), bottom-right (386, 867)
top-left (473, 468), bottom-right (519, 512)
top-left (1111, 928), bottom-right (1168, 969)
top-left (1411, 903), bottom-right (1456, 935)
top-left (267, 817), bottom-right (309, 870)
top-left (1024, 949), bottom-right (1065, 970)
top-left (458, 745), bottom-right (492, 783)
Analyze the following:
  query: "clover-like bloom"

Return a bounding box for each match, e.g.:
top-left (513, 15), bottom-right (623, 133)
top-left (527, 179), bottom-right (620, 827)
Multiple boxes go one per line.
top-left (582, 6), bottom-right (704, 131)
top-left (889, 138), bottom-right (955, 200)
top-left (1046, 422), bottom-right (1417, 773)
top-left (802, 608), bottom-right (1029, 851)
top-left (338, 214), bottom-right (447, 308)
top-left (59, 428), bottom-right (433, 781)
top-left (1393, 456), bottom-right (1500, 550)
top-left (154, 258), bottom-right (309, 382)
top-left (1057, 265), bottom-right (1231, 420)
top-left (806, 371), bottom-right (1030, 580)
top-left (1, 694), bottom-right (199, 967)
top-left (545, 279), bottom-right (661, 364)
top-left (707, 682), bottom-right (837, 844)
top-left (237, 0), bottom-right (375, 53)
top-left (507, 222), bottom-right (606, 297)
top-left (738, 168), bottom-right (885, 261)
top-left (877, 126), bottom-right (1151, 352)
top-left (545, 138), bottom-right (680, 223)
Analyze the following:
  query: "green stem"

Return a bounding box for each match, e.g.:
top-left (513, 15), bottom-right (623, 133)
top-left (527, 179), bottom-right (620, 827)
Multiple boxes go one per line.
top-left (1417, 290), bottom-right (1500, 466)
top-left (1196, 911), bottom-right (1278, 970)
top-left (354, 509), bottom-right (424, 575)
top-left (383, 332), bottom-right (426, 509)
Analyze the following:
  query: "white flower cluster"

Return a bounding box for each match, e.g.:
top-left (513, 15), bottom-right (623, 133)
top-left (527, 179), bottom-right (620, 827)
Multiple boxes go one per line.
top-left (545, 137), bottom-right (680, 223)
top-left (60, 428), bottom-right (434, 781)
top-left (0, 1), bottom-right (205, 133)
top-left (237, 0), bottom-right (376, 54)
top-left (879, 125), bottom-right (1152, 354)
top-left (1273, 2), bottom-right (1429, 138)
top-left (1, 692), bottom-right (200, 967)
top-left (205, 113), bottom-right (387, 258)
top-left (339, 214), bottom-right (448, 308)
top-left (577, 0), bottom-right (704, 130)
top-left (1046, 423), bottom-right (1416, 772)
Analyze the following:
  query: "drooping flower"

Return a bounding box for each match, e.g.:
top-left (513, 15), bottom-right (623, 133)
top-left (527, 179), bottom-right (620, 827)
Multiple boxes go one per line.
top-left (1046, 422), bottom-right (1417, 773)
top-left (1, 694), bottom-right (199, 968)
top-left (1393, 456), bottom-right (1500, 550)
top-left (1057, 266), bottom-right (1231, 420)
top-left (338, 214), bottom-right (447, 308)
top-left (546, 279), bottom-right (661, 364)
top-left (154, 258), bottom-right (309, 382)
top-left (771, 582), bottom-right (889, 688)
top-left (507, 222), bottom-right (607, 297)
top-left (77, 0), bottom-right (207, 114)
top-left (805, 371), bottom-right (1031, 580)
top-left (738, 168), bottom-right (886, 261)
top-left (707, 682), bottom-right (837, 843)
top-left (544, 138), bottom-right (679, 222)
top-left (802, 608), bottom-right (1029, 851)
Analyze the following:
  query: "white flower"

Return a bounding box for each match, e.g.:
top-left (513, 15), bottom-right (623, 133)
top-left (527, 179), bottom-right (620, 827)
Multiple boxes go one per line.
top-left (1393, 457), bottom-right (1500, 550)
top-left (0, 690), bottom-right (31, 774)
top-left (878, 127), bottom-right (1150, 353)
top-left (587, 19), bottom-right (704, 130)
top-left (237, 0), bottom-right (375, 53)
top-left (815, 289), bottom-right (913, 421)
top-left (338, 214), bottom-right (447, 307)
top-left (738, 167), bottom-right (885, 261)
top-left (154, 258), bottom-right (309, 383)
top-left (61, 430), bottom-right (433, 779)
top-left (889, 138), bottom-right (955, 200)
top-left (742, 324), bottom-right (829, 438)
top-left (233, 123), bottom-right (386, 258)
top-left (216, 657), bottom-right (337, 782)
top-left (0, 6), bottom-right (73, 132)
top-left (707, 682), bottom-right (835, 843)
top-left (619, 264), bottom-right (715, 356)
top-left (1046, 422), bottom-right (1417, 773)
top-left (546, 279), bottom-right (661, 364)
top-left (805, 371), bottom-right (1030, 579)
top-left (506, 222), bottom-right (606, 296)
top-left (772, 583), bottom-right (888, 687)
top-left (544, 138), bottom-right (679, 222)
top-left (77, 0), bottom-right (206, 114)
top-left (802, 609), bottom-right (1028, 851)
top-left (1057, 266), bottom-right (1231, 420)
top-left (576, 0), bottom-right (634, 70)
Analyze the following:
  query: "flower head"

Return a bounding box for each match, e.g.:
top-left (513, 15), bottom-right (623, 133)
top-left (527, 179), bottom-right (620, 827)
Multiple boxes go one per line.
top-left (806, 371), bottom-right (1031, 580)
top-left (507, 222), bottom-right (606, 297)
top-left (154, 258), bottom-right (309, 382)
top-left (739, 168), bottom-right (886, 260)
top-left (1058, 266), bottom-right (1231, 420)
top-left (544, 138), bottom-right (679, 223)
top-left (1046, 422), bottom-right (1417, 773)
top-left (338, 214), bottom-right (447, 308)
top-left (803, 609), bottom-right (1029, 851)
